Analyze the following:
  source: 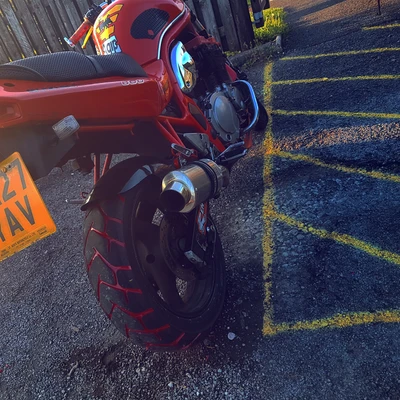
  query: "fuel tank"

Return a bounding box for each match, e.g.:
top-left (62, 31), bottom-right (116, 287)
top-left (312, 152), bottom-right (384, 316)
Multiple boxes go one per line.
top-left (93, 0), bottom-right (186, 66)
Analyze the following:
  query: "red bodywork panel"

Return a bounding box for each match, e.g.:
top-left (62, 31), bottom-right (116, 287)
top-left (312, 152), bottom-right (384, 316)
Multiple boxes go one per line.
top-left (0, 0), bottom-right (231, 173)
top-left (0, 76), bottom-right (164, 129)
top-left (0, 59), bottom-right (170, 129)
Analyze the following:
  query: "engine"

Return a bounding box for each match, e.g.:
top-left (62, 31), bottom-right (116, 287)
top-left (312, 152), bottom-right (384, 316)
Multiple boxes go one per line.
top-left (171, 41), bottom-right (254, 145)
top-left (202, 84), bottom-right (247, 144)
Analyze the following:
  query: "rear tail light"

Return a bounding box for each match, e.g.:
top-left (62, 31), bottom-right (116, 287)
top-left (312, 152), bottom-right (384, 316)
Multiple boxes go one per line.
top-left (0, 103), bottom-right (21, 124)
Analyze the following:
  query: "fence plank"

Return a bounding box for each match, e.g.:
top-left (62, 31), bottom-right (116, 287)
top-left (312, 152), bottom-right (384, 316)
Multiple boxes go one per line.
top-left (53, 0), bottom-right (84, 53)
top-left (186, 0), bottom-right (196, 11)
top-left (197, 0), bottom-right (221, 44)
top-left (52, 0), bottom-right (75, 40)
top-left (63, 0), bottom-right (83, 29)
top-left (73, 0), bottom-right (88, 16)
top-left (0, 37), bottom-right (11, 63)
top-left (40, 0), bottom-right (72, 51)
top-left (1, 1), bottom-right (35, 57)
top-left (12, 0), bottom-right (51, 54)
top-left (229, 0), bottom-right (254, 51)
top-left (26, 0), bottom-right (62, 52)
top-left (39, 1), bottom-right (67, 51)
top-left (215, 0), bottom-right (240, 51)
top-left (0, 11), bottom-right (21, 61)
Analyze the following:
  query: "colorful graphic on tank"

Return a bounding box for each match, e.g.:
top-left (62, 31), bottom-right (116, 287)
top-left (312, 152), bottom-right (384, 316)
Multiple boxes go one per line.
top-left (96, 4), bottom-right (123, 54)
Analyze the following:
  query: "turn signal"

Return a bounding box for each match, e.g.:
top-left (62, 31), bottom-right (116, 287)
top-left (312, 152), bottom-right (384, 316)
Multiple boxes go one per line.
top-left (52, 115), bottom-right (80, 140)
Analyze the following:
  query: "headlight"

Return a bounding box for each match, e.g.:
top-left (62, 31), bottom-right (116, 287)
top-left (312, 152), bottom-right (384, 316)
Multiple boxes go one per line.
top-left (171, 41), bottom-right (197, 93)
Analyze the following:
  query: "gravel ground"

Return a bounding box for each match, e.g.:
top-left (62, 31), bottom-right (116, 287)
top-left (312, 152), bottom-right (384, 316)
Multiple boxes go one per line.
top-left (2, 0), bottom-right (400, 399)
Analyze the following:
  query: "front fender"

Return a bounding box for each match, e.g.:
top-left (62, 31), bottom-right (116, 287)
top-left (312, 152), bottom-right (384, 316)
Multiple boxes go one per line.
top-left (81, 156), bottom-right (172, 211)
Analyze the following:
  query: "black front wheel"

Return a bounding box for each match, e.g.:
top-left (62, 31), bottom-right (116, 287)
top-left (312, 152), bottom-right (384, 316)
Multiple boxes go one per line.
top-left (83, 176), bottom-right (226, 350)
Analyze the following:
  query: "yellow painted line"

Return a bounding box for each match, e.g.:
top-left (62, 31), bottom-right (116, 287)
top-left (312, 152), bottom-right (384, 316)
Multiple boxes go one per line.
top-left (264, 310), bottom-right (400, 336)
top-left (272, 74), bottom-right (400, 85)
top-left (275, 151), bottom-right (400, 183)
top-left (265, 210), bottom-right (400, 266)
top-left (363, 23), bottom-right (400, 31)
top-left (273, 109), bottom-right (400, 119)
top-left (262, 54), bottom-right (400, 338)
top-left (262, 62), bottom-right (276, 332)
top-left (281, 48), bottom-right (400, 61)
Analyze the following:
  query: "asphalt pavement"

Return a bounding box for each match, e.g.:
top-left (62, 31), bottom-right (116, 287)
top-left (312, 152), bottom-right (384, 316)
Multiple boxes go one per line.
top-left (2, 0), bottom-right (400, 399)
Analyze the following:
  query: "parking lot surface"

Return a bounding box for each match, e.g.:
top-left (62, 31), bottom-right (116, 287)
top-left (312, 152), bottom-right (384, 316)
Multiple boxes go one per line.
top-left (1, 0), bottom-right (400, 399)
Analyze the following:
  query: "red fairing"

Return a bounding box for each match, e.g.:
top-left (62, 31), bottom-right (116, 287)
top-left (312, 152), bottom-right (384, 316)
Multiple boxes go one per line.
top-left (0, 77), bottom-right (165, 128)
top-left (93, 0), bottom-right (185, 65)
top-left (0, 0), bottom-right (228, 156)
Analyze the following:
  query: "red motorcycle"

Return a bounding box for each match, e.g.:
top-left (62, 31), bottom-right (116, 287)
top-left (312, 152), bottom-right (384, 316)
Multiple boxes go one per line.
top-left (0, 0), bottom-right (267, 350)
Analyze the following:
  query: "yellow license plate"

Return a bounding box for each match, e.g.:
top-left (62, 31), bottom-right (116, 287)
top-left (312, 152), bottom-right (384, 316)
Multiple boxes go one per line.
top-left (0, 152), bottom-right (56, 262)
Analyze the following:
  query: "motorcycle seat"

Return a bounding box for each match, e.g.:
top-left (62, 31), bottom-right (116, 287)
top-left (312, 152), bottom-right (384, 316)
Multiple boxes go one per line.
top-left (0, 52), bottom-right (147, 82)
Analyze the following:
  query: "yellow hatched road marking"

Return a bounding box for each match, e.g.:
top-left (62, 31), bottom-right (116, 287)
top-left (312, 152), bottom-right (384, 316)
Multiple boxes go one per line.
top-left (281, 47), bottom-right (400, 60)
top-left (273, 109), bottom-right (400, 119)
top-left (261, 61), bottom-right (400, 337)
top-left (363, 23), bottom-right (400, 30)
top-left (267, 210), bottom-right (400, 267)
top-left (264, 310), bottom-right (400, 336)
top-left (262, 62), bottom-right (275, 331)
top-left (272, 74), bottom-right (400, 85)
top-left (275, 151), bottom-right (400, 183)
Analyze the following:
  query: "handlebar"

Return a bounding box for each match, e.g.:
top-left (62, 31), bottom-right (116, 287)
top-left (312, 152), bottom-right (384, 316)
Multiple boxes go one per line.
top-left (64, 2), bottom-right (108, 48)
top-left (65, 20), bottom-right (92, 48)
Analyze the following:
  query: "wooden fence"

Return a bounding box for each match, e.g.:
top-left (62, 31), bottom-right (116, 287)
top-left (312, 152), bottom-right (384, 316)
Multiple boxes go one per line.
top-left (0, 0), bottom-right (96, 63)
top-left (0, 0), bottom-right (258, 64)
top-left (186, 0), bottom-right (255, 52)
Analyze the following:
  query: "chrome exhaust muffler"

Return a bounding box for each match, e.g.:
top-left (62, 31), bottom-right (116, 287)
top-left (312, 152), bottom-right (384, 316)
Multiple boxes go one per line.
top-left (160, 159), bottom-right (229, 213)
